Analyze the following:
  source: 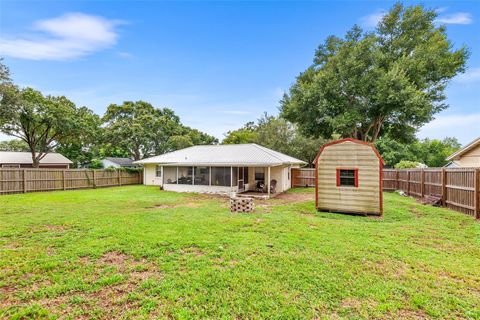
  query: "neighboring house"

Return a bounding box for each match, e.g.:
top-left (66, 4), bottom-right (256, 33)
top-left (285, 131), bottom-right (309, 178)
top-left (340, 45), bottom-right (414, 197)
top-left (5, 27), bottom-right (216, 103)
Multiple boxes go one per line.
top-left (0, 152), bottom-right (72, 169)
top-left (446, 137), bottom-right (480, 168)
top-left (315, 138), bottom-right (384, 216)
top-left (101, 157), bottom-right (136, 168)
top-left (133, 144), bottom-right (306, 195)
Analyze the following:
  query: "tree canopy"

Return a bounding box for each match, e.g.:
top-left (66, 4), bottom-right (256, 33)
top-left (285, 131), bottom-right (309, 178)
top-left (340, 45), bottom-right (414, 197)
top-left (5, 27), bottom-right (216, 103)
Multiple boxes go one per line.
top-left (103, 101), bottom-right (217, 161)
top-left (281, 3), bottom-right (468, 143)
top-left (223, 114), bottom-right (326, 166)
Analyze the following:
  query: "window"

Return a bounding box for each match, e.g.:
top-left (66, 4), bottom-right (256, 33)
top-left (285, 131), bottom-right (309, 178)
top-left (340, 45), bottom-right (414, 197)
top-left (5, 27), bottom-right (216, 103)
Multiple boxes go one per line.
top-left (163, 167), bottom-right (177, 184)
top-left (244, 167), bottom-right (249, 184)
top-left (255, 168), bottom-right (264, 181)
top-left (178, 166), bottom-right (193, 185)
top-left (211, 167), bottom-right (231, 187)
top-left (194, 166), bottom-right (210, 185)
top-left (156, 165), bottom-right (162, 177)
top-left (336, 169), bottom-right (358, 187)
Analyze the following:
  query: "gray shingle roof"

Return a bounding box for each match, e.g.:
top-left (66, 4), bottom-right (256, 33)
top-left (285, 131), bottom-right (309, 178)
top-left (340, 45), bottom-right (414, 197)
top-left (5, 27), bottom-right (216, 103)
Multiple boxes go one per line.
top-left (134, 144), bottom-right (306, 166)
top-left (0, 152), bottom-right (73, 164)
top-left (104, 157), bottom-right (134, 166)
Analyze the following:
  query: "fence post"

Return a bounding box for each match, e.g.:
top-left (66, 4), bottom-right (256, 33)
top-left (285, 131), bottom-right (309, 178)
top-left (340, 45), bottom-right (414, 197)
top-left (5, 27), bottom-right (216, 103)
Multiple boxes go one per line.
top-left (62, 170), bottom-right (66, 190)
top-left (93, 170), bottom-right (96, 189)
top-left (407, 170), bottom-right (410, 196)
top-left (420, 169), bottom-right (425, 198)
top-left (118, 169), bottom-right (122, 186)
top-left (475, 168), bottom-right (479, 219)
top-left (23, 169), bottom-right (27, 193)
top-left (442, 168), bottom-right (447, 207)
top-left (396, 170), bottom-right (399, 191)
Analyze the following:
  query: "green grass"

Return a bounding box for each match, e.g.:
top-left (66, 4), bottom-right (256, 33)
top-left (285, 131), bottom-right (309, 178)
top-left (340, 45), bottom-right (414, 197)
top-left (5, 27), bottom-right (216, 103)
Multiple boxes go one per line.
top-left (0, 186), bottom-right (479, 319)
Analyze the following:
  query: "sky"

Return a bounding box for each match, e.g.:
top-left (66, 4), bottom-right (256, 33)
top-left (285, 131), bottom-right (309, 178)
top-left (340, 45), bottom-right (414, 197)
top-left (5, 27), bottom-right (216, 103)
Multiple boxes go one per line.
top-left (0, 0), bottom-right (479, 145)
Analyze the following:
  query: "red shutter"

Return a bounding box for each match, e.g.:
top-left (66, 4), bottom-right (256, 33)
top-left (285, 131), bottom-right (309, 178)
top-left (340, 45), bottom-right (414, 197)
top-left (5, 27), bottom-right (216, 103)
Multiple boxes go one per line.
top-left (336, 169), bottom-right (340, 187)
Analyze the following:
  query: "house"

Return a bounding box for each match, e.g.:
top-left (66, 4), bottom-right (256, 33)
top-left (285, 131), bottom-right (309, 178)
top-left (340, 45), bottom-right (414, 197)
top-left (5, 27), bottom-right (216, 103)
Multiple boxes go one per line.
top-left (101, 157), bottom-right (136, 168)
top-left (0, 151), bottom-right (72, 169)
top-left (446, 137), bottom-right (480, 168)
top-left (133, 144), bottom-right (306, 196)
top-left (315, 138), bottom-right (384, 215)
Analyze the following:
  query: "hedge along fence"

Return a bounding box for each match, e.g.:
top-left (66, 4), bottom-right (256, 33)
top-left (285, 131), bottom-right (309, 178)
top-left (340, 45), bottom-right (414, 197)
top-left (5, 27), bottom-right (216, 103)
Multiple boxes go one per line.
top-left (383, 168), bottom-right (480, 219)
top-left (0, 168), bottom-right (143, 195)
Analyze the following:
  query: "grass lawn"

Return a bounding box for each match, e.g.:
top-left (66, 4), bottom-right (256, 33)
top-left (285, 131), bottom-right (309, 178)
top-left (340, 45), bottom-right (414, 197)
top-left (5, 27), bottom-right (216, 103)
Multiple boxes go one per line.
top-left (1, 186), bottom-right (479, 319)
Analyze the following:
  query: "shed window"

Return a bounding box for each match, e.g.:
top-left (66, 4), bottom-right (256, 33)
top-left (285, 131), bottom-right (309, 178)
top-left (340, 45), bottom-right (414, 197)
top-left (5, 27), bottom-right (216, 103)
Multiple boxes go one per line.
top-left (336, 169), bottom-right (358, 187)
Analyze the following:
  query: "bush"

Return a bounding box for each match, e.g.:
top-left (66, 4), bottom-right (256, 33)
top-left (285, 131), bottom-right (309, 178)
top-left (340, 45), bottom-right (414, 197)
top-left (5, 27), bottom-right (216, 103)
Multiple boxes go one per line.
top-left (394, 160), bottom-right (422, 169)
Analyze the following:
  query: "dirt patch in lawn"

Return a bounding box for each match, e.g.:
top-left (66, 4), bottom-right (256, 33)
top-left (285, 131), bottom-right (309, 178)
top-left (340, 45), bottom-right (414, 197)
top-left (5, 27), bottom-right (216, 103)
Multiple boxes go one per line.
top-left (275, 192), bottom-right (314, 202)
top-left (1, 251), bottom-right (162, 318)
top-left (147, 201), bottom-right (200, 210)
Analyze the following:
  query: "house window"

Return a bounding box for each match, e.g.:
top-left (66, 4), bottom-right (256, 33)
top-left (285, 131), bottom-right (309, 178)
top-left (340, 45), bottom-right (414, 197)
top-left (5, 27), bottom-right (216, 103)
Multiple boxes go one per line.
top-left (244, 167), bottom-right (249, 184)
top-left (336, 169), bottom-right (358, 187)
top-left (211, 167), bottom-right (231, 187)
top-left (156, 165), bottom-right (162, 177)
top-left (194, 166), bottom-right (210, 185)
top-left (255, 168), bottom-right (264, 181)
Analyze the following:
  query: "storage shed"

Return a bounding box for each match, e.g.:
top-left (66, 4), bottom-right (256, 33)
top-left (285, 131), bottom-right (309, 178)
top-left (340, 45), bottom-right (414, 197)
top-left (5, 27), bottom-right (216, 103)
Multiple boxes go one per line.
top-left (315, 138), bottom-right (384, 215)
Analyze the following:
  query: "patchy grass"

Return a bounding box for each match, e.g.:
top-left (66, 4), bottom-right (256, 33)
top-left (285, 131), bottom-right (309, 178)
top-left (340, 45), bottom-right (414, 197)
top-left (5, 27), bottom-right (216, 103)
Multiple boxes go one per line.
top-left (0, 186), bottom-right (479, 319)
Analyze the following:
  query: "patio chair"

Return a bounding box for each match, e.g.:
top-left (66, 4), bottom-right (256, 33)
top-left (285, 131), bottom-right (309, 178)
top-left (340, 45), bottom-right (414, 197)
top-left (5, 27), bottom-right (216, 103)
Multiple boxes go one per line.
top-left (270, 179), bottom-right (277, 194)
top-left (255, 180), bottom-right (265, 193)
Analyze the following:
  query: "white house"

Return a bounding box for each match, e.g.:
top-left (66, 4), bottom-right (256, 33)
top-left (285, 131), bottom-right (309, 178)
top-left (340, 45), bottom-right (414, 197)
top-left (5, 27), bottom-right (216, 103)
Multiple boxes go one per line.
top-left (134, 144), bottom-right (306, 196)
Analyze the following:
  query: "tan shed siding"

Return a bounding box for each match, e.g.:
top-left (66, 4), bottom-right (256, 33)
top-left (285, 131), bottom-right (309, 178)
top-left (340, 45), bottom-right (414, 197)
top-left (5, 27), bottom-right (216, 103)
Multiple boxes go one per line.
top-left (317, 141), bottom-right (381, 214)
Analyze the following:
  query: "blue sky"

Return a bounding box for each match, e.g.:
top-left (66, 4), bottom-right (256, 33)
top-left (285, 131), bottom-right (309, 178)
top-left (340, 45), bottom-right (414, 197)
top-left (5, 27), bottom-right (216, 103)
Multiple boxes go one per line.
top-left (1, 1), bottom-right (479, 145)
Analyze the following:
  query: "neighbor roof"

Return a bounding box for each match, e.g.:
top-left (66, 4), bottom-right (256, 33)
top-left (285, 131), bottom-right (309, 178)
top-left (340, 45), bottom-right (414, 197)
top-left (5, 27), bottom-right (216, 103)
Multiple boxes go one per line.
top-left (133, 144), bottom-right (306, 166)
top-left (103, 157), bottom-right (135, 166)
top-left (446, 137), bottom-right (480, 161)
top-left (0, 152), bottom-right (73, 164)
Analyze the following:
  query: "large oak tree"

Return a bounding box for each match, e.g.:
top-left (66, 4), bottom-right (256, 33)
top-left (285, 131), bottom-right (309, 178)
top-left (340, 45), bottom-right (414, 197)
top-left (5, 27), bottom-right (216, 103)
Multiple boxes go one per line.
top-left (281, 4), bottom-right (468, 143)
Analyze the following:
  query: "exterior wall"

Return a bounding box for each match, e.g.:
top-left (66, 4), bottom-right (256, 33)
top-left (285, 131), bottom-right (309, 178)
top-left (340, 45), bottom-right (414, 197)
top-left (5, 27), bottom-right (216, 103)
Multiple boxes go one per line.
top-left (163, 184), bottom-right (236, 194)
top-left (316, 140), bottom-right (382, 215)
top-left (144, 164), bottom-right (162, 186)
top-left (270, 165), bottom-right (291, 193)
top-left (454, 146), bottom-right (480, 167)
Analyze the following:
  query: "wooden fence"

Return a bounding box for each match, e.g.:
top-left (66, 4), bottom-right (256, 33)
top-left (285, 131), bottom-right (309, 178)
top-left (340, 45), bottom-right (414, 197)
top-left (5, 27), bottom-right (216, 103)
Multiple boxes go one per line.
top-left (0, 168), bottom-right (143, 195)
top-left (291, 168), bottom-right (315, 187)
top-left (383, 168), bottom-right (480, 219)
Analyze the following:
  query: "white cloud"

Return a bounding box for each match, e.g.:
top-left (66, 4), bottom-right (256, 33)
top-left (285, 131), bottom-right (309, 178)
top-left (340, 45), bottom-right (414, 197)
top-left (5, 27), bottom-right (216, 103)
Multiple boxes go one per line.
top-left (455, 68), bottom-right (480, 83)
top-left (0, 13), bottom-right (122, 60)
top-left (418, 113), bottom-right (480, 145)
top-left (359, 10), bottom-right (386, 29)
top-left (435, 12), bottom-right (473, 25)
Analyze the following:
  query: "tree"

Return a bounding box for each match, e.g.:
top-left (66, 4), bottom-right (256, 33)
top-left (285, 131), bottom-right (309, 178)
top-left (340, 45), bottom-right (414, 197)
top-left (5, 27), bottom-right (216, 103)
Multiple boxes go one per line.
top-left (55, 107), bottom-right (102, 167)
top-left (281, 4), bottom-right (468, 143)
top-left (223, 122), bottom-right (258, 144)
top-left (103, 101), bottom-right (217, 160)
top-left (375, 136), bottom-right (417, 167)
top-left (222, 114), bottom-right (326, 167)
top-left (412, 137), bottom-right (461, 167)
top-left (0, 139), bottom-right (30, 152)
top-left (0, 87), bottom-right (88, 167)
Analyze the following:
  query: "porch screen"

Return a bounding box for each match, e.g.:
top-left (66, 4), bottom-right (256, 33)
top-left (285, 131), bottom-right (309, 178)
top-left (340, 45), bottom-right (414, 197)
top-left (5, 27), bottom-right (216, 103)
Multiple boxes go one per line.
top-left (211, 167), bottom-right (231, 187)
top-left (163, 167), bottom-right (177, 184)
top-left (194, 167), bottom-right (210, 185)
top-left (178, 166), bottom-right (193, 184)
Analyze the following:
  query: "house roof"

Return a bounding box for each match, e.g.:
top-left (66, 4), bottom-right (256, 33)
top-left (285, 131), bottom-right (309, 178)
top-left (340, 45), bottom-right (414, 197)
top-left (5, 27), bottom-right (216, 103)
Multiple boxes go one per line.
top-left (103, 157), bottom-right (135, 166)
top-left (133, 144), bottom-right (306, 166)
top-left (446, 137), bottom-right (480, 161)
top-left (0, 152), bottom-right (73, 164)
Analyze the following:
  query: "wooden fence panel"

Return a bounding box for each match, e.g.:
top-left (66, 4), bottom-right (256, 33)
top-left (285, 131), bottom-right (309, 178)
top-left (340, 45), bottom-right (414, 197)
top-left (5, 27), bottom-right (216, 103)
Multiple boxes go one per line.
top-left (383, 168), bottom-right (480, 219)
top-left (0, 168), bottom-right (142, 195)
top-left (291, 168), bottom-right (315, 187)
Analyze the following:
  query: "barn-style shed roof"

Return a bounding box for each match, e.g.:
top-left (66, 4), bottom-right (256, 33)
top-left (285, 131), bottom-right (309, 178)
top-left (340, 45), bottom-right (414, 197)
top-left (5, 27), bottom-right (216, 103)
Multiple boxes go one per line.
top-left (314, 138), bottom-right (384, 164)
